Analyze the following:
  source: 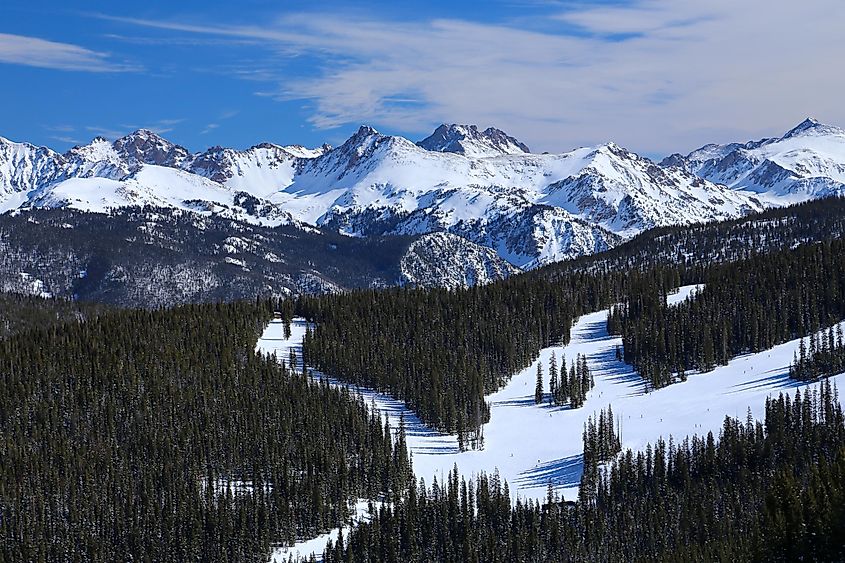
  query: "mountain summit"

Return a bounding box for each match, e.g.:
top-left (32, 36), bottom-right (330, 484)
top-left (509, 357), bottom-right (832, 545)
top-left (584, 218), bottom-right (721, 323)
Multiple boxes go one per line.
top-left (782, 117), bottom-right (845, 139)
top-left (112, 129), bottom-right (191, 168)
top-left (417, 124), bottom-right (530, 157)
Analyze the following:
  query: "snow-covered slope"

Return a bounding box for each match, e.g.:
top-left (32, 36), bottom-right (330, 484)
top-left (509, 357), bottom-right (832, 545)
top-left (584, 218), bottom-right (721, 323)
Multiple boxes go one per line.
top-left (186, 143), bottom-right (300, 195)
top-left (0, 136), bottom-right (64, 196)
top-left (664, 118), bottom-right (845, 203)
top-left (276, 125), bottom-right (760, 266)
top-left (22, 165), bottom-right (297, 226)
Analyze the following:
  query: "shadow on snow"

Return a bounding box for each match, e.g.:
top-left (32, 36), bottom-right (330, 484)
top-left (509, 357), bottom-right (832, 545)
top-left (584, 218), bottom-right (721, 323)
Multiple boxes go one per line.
top-left (515, 454), bottom-right (584, 490)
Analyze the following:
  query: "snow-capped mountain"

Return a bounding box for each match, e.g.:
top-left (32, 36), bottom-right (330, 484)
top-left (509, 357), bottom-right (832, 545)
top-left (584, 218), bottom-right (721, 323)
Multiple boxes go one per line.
top-left (113, 128), bottom-right (191, 168)
top-left (0, 122), bottom-right (801, 270)
top-left (0, 137), bottom-right (64, 197)
top-left (417, 124), bottom-right (530, 157)
top-left (274, 126), bottom-right (760, 265)
top-left (663, 117), bottom-right (845, 202)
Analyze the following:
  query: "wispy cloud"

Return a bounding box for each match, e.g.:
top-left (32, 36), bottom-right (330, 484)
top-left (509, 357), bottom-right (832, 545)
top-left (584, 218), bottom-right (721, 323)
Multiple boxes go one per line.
top-left (97, 1), bottom-right (845, 154)
top-left (85, 125), bottom-right (127, 139)
top-left (199, 110), bottom-right (239, 135)
top-left (85, 118), bottom-right (184, 140)
top-left (101, 33), bottom-right (259, 47)
top-left (44, 124), bottom-right (76, 133)
top-left (49, 135), bottom-right (81, 144)
top-left (0, 32), bottom-right (139, 72)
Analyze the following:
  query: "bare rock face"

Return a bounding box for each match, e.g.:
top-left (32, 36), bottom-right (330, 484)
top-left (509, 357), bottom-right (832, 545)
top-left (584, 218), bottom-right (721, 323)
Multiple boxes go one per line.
top-left (112, 129), bottom-right (191, 168)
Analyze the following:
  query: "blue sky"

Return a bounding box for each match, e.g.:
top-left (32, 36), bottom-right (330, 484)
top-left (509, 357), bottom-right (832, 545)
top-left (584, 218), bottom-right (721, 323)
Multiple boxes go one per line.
top-left (2, 0), bottom-right (844, 157)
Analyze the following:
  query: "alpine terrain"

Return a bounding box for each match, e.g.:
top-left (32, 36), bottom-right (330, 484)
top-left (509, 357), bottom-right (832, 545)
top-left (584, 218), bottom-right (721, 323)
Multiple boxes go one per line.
top-left (8, 121), bottom-right (827, 275)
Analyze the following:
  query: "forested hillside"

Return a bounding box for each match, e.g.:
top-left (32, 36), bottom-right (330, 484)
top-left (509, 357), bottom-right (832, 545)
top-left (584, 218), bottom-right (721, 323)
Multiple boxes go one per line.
top-left (0, 299), bottom-right (411, 561)
top-left (0, 292), bottom-right (108, 338)
top-left (297, 198), bottom-right (845, 437)
top-left (4, 198), bottom-right (845, 562)
top-left (553, 196), bottom-right (845, 275)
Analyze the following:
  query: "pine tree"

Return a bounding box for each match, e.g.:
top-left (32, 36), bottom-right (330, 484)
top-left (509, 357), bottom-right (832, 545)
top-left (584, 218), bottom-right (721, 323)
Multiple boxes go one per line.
top-left (535, 362), bottom-right (544, 405)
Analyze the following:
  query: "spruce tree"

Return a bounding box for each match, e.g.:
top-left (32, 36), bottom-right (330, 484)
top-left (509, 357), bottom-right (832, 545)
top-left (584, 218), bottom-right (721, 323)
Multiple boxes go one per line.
top-left (535, 362), bottom-right (544, 405)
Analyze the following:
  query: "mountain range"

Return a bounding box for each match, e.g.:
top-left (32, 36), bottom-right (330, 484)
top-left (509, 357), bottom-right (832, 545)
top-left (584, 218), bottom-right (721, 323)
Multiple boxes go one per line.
top-left (1, 117), bottom-right (844, 276)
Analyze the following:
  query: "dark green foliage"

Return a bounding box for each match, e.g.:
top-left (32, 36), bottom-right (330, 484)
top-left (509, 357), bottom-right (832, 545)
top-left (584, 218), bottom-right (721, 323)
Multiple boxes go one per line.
top-left (555, 196), bottom-right (845, 275)
top-left (582, 405), bottom-right (621, 468)
top-left (534, 362), bottom-right (543, 404)
top-left (0, 299), bottom-right (411, 562)
top-left (325, 385), bottom-right (845, 562)
top-left (548, 353), bottom-right (593, 409)
top-left (297, 205), bottom-right (845, 436)
top-left (0, 291), bottom-right (109, 338)
top-left (790, 323), bottom-right (845, 381)
top-left (297, 274), bottom-right (626, 436)
top-left (612, 240), bottom-right (845, 388)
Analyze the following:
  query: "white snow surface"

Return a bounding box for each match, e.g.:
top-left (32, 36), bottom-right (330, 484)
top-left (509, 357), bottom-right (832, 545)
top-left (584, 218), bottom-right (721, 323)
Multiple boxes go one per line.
top-left (257, 288), bottom-right (845, 508)
top-left (666, 283), bottom-right (703, 306)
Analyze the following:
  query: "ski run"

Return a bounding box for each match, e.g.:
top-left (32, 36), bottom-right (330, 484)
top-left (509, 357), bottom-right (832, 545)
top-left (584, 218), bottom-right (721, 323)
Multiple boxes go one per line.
top-left (256, 285), bottom-right (845, 561)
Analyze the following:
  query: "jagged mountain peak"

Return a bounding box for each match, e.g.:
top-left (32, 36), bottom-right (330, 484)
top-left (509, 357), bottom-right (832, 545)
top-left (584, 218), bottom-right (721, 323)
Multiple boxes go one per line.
top-left (3, 119), bottom-right (839, 270)
top-left (113, 129), bottom-right (190, 168)
top-left (349, 125), bottom-right (381, 140)
top-left (417, 123), bottom-right (530, 157)
top-left (332, 125), bottom-right (391, 153)
top-left (319, 125), bottom-right (418, 169)
top-left (782, 117), bottom-right (844, 139)
top-left (591, 141), bottom-right (629, 156)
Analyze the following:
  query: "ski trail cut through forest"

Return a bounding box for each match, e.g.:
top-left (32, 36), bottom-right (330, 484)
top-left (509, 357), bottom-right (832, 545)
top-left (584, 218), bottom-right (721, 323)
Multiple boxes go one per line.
top-left (256, 285), bottom-right (845, 560)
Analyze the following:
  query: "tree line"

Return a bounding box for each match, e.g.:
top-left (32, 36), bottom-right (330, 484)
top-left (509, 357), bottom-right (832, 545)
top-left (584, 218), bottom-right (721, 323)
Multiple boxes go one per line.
top-left (296, 273), bottom-right (629, 439)
top-left (536, 353), bottom-right (593, 409)
top-left (791, 323), bottom-right (845, 381)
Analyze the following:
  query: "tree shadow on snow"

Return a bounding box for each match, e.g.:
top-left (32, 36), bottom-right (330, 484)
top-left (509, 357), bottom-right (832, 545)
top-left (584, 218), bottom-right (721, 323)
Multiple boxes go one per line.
top-left (515, 454), bottom-right (584, 489)
top-left (590, 348), bottom-right (649, 397)
top-left (492, 395), bottom-right (541, 408)
top-left (575, 319), bottom-right (612, 344)
top-left (728, 370), bottom-right (803, 394)
top-left (491, 393), bottom-right (571, 411)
